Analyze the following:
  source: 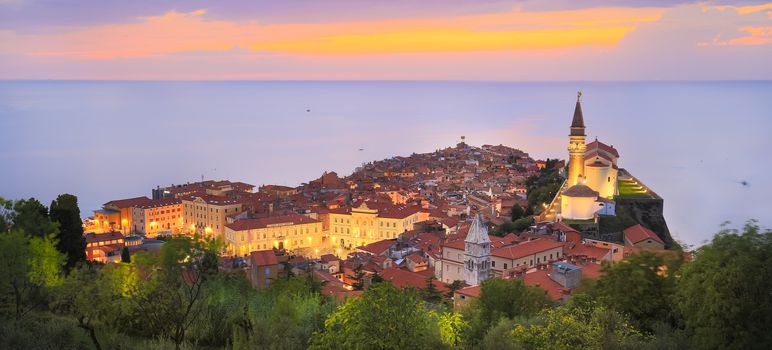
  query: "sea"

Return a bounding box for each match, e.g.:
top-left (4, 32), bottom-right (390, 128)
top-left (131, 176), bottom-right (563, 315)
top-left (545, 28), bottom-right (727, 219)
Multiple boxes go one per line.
top-left (1, 80), bottom-right (770, 246)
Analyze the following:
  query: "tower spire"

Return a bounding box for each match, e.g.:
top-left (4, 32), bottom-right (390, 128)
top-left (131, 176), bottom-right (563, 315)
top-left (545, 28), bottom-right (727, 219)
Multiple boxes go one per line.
top-left (567, 92), bottom-right (588, 186)
top-left (571, 91), bottom-right (585, 136)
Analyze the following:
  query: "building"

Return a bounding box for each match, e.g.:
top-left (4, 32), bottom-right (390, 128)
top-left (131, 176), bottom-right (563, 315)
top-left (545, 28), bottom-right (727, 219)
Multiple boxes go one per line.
top-left (320, 254), bottom-right (341, 274)
top-left (489, 239), bottom-right (564, 278)
top-left (93, 196), bottom-right (153, 234)
top-left (454, 285), bottom-right (481, 310)
top-left (560, 93), bottom-right (621, 220)
top-left (153, 180), bottom-right (255, 200)
top-left (224, 213), bottom-right (323, 257)
top-left (463, 215), bottom-right (491, 286)
top-left (182, 194), bottom-right (244, 238)
top-left (328, 201), bottom-right (422, 249)
top-left (248, 250), bottom-right (286, 289)
top-left (130, 198), bottom-right (183, 237)
top-left (84, 231), bottom-right (125, 263)
top-left (623, 224), bottom-right (665, 250)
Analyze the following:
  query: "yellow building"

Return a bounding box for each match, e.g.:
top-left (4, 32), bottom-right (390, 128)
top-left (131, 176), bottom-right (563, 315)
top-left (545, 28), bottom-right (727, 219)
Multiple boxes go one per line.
top-left (131, 198), bottom-right (184, 237)
top-left (182, 195), bottom-right (244, 239)
top-left (328, 202), bottom-right (422, 249)
top-left (224, 214), bottom-right (323, 257)
top-left (92, 196), bottom-right (153, 234)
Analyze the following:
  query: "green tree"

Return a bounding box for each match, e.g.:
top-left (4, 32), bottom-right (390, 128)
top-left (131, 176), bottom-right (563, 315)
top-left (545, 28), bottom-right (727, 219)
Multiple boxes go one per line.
top-left (53, 265), bottom-right (134, 350)
top-left (475, 278), bottom-right (552, 325)
top-left (49, 194), bottom-right (86, 270)
top-left (464, 278), bottom-right (552, 344)
top-left (422, 276), bottom-right (443, 304)
top-left (120, 246), bottom-right (131, 263)
top-left (588, 251), bottom-right (681, 331)
top-left (131, 237), bottom-right (218, 350)
top-left (444, 280), bottom-right (463, 300)
top-left (10, 198), bottom-right (58, 238)
top-left (309, 282), bottom-right (442, 349)
top-left (509, 300), bottom-right (645, 349)
top-left (513, 216), bottom-right (535, 232)
top-left (0, 196), bottom-right (12, 233)
top-left (510, 204), bottom-right (525, 221)
top-left (0, 230), bottom-right (64, 320)
top-left (438, 312), bottom-right (469, 348)
top-left (347, 264), bottom-right (366, 290)
top-left (676, 221), bottom-right (772, 349)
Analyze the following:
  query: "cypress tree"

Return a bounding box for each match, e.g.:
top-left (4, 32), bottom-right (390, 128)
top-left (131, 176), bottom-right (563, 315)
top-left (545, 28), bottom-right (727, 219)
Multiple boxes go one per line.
top-left (50, 194), bottom-right (86, 270)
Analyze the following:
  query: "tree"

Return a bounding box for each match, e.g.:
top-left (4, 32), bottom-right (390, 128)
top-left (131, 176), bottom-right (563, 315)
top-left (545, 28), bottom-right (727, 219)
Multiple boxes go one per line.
top-left (438, 312), bottom-right (469, 348)
top-left (510, 204), bottom-right (525, 221)
top-left (512, 216), bottom-right (535, 232)
top-left (422, 276), bottom-right (443, 304)
top-left (0, 230), bottom-right (64, 320)
top-left (676, 221), bottom-right (772, 349)
top-left (49, 194), bottom-right (86, 270)
top-left (131, 237), bottom-right (218, 350)
top-left (509, 300), bottom-right (645, 349)
top-left (120, 246), bottom-right (131, 263)
top-left (10, 198), bottom-right (58, 238)
top-left (476, 278), bottom-right (552, 324)
top-left (444, 280), bottom-right (463, 300)
top-left (53, 266), bottom-right (129, 350)
top-left (0, 196), bottom-right (12, 233)
top-left (465, 278), bottom-right (552, 343)
top-left (588, 251), bottom-right (681, 332)
top-left (309, 283), bottom-right (442, 349)
top-left (370, 270), bottom-right (384, 284)
top-left (347, 264), bottom-right (366, 290)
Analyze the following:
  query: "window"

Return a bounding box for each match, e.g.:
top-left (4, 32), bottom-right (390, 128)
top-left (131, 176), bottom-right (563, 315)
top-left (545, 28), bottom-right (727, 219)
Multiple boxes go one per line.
top-left (504, 263), bottom-right (508, 269)
top-left (491, 261), bottom-right (496, 267)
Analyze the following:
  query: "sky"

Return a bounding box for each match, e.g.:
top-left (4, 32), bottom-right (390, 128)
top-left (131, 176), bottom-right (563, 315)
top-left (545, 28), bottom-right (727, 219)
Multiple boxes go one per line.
top-left (1, 0), bottom-right (771, 80)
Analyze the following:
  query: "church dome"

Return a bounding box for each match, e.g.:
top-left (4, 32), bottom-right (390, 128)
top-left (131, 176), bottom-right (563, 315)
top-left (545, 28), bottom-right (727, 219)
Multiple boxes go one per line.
top-left (563, 184), bottom-right (599, 198)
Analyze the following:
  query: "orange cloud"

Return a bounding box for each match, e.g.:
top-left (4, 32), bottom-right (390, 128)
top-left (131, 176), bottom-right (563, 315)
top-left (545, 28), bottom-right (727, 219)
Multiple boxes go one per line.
top-left (0, 7), bottom-right (664, 58)
top-left (708, 3), bottom-right (772, 15)
top-left (700, 26), bottom-right (772, 46)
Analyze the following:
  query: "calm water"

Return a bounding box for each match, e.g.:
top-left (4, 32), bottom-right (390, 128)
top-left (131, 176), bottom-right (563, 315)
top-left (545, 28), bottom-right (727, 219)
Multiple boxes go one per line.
top-left (1, 81), bottom-right (770, 245)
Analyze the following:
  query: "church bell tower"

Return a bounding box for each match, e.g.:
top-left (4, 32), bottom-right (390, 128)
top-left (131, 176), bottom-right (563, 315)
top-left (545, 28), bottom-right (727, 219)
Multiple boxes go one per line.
top-left (464, 214), bottom-right (491, 286)
top-left (568, 92), bottom-right (587, 186)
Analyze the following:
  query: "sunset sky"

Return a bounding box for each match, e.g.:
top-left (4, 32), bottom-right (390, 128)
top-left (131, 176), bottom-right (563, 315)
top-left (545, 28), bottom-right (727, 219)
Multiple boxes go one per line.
top-left (1, 0), bottom-right (771, 80)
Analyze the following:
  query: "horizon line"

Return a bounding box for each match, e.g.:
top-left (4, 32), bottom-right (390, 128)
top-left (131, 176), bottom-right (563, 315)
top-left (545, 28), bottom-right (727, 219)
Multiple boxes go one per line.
top-left (2, 79), bottom-right (771, 83)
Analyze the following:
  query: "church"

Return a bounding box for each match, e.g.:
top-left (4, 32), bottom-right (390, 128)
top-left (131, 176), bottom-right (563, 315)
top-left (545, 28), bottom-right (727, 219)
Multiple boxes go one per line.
top-left (560, 93), bottom-right (620, 221)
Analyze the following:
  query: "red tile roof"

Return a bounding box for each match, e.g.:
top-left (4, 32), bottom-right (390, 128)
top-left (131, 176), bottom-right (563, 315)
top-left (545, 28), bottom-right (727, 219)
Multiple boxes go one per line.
top-left (565, 242), bottom-right (611, 261)
top-left (84, 231), bottom-right (124, 244)
top-left (624, 224), bottom-right (664, 245)
top-left (105, 196), bottom-right (153, 208)
top-left (523, 269), bottom-right (566, 301)
top-left (225, 214), bottom-right (319, 231)
top-left (136, 198), bottom-right (182, 209)
top-left (563, 184), bottom-right (599, 198)
top-left (492, 239), bottom-right (563, 260)
top-left (320, 254), bottom-right (340, 263)
top-left (456, 285), bottom-right (481, 298)
top-left (356, 239), bottom-right (397, 255)
top-left (380, 267), bottom-right (447, 292)
top-left (406, 253), bottom-right (427, 264)
top-left (250, 250), bottom-right (279, 267)
top-left (586, 140), bottom-right (620, 158)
